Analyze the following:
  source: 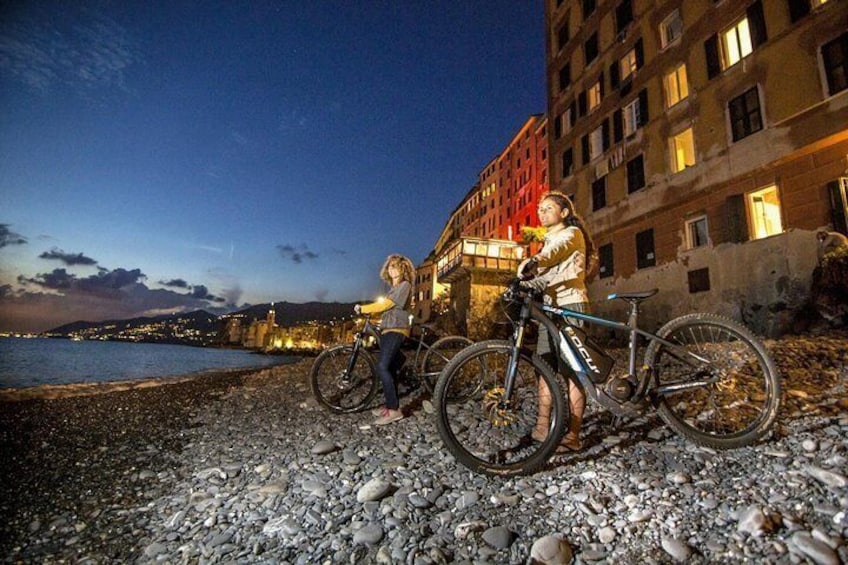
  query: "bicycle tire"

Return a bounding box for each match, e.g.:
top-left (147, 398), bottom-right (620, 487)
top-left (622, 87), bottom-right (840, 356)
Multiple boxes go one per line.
top-left (310, 345), bottom-right (379, 414)
top-left (434, 340), bottom-right (567, 476)
top-left (420, 335), bottom-right (474, 394)
top-left (644, 313), bottom-right (781, 449)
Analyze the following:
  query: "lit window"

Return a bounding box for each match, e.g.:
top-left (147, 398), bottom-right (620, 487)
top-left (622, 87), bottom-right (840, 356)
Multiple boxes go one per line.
top-left (723, 17), bottom-right (753, 68)
top-left (588, 81), bottom-right (602, 111)
top-left (664, 63), bottom-right (689, 107)
top-left (670, 128), bottom-right (696, 173)
top-left (728, 86), bottom-right (763, 142)
top-left (660, 9), bottom-right (683, 49)
top-left (685, 215), bottom-right (709, 249)
top-left (623, 98), bottom-right (640, 137)
top-left (620, 48), bottom-right (638, 82)
top-left (747, 185), bottom-right (783, 239)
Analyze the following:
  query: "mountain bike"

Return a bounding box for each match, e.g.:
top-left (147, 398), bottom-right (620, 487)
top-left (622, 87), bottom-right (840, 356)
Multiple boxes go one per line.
top-left (433, 277), bottom-right (781, 476)
top-left (310, 316), bottom-right (473, 413)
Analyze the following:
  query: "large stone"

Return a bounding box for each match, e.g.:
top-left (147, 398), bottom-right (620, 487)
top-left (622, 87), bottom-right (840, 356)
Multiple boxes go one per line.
top-left (357, 477), bottom-right (392, 502)
top-left (529, 535), bottom-right (573, 564)
top-left (482, 525), bottom-right (514, 549)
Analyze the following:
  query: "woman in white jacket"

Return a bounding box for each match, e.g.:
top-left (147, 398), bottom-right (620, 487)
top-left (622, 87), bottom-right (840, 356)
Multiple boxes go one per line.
top-left (519, 191), bottom-right (596, 452)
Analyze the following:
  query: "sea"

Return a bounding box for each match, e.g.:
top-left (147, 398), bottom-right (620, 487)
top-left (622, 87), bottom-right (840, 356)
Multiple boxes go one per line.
top-left (0, 337), bottom-right (298, 389)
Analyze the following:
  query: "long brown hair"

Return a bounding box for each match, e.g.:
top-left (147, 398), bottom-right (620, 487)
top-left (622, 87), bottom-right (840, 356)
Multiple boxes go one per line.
top-left (379, 254), bottom-right (415, 285)
top-left (540, 191), bottom-right (599, 278)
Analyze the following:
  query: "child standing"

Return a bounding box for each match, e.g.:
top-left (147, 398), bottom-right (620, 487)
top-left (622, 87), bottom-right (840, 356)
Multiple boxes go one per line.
top-left (354, 254), bottom-right (415, 426)
top-left (519, 191), bottom-right (595, 452)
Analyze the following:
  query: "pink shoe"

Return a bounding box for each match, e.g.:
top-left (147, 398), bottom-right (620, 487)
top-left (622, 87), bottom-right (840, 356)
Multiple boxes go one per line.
top-left (374, 409), bottom-right (404, 426)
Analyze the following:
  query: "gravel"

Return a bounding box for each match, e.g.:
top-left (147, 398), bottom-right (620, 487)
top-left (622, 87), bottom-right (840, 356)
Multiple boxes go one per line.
top-left (0, 331), bottom-right (846, 564)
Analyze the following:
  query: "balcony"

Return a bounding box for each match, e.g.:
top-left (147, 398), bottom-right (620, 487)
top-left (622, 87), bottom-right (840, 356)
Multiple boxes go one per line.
top-left (436, 237), bottom-right (526, 284)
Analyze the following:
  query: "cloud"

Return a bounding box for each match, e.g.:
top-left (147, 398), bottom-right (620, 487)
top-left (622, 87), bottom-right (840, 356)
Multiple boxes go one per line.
top-left (189, 284), bottom-right (225, 303)
top-left (0, 5), bottom-right (141, 96)
top-left (38, 248), bottom-right (98, 266)
top-left (160, 278), bottom-right (189, 288)
top-left (0, 224), bottom-right (28, 248)
top-left (19, 267), bottom-right (146, 298)
top-left (277, 243), bottom-right (319, 264)
top-left (2, 265), bottom-right (234, 332)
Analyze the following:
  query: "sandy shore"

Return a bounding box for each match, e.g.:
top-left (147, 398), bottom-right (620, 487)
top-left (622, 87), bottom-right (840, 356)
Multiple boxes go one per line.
top-left (1, 331), bottom-right (846, 563)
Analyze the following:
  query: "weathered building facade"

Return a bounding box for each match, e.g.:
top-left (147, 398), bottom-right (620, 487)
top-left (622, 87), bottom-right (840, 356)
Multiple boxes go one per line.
top-left (546, 0), bottom-right (848, 335)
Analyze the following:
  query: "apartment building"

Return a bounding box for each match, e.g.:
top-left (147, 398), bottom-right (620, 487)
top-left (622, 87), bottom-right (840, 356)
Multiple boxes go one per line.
top-left (546, 0), bottom-right (848, 335)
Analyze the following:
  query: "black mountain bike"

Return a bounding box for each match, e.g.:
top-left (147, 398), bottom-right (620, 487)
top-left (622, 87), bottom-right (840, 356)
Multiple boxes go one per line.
top-left (310, 316), bottom-right (472, 413)
top-left (434, 278), bottom-right (781, 476)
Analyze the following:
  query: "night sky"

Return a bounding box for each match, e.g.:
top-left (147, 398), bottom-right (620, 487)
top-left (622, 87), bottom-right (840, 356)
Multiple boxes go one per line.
top-left (0, 0), bottom-right (545, 332)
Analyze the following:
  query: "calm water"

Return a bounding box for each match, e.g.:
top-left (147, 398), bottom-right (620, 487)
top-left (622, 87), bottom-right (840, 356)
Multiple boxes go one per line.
top-left (0, 337), bottom-right (298, 389)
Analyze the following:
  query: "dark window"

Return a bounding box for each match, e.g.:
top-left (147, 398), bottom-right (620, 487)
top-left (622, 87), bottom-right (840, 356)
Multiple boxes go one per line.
top-left (827, 179), bottom-right (848, 235)
top-left (636, 229), bottom-right (655, 269)
top-left (581, 134), bottom-right (590, 165)
top-left (598, 243), bottom-right (614, 278)
top-left (822, 32), bottom-right (848, 96)
top-left (688, 268), bottom-right (711, 293)
top-left (561, 148), bottom-right (574, 178)
top-left (724, 194), bottom-right (749, 243)
top-left (729, 86), bottom-right (763, 141)
top-left (557, 19), bottom-right (570, 50)
top-left (554, 112), bottom-right (562, 139)
top-left (616, 0), bottom-right (633, 35)
top-left (585, 33), bottom-right (599, 65)
top-left (582, 0), bottom-right (596, 20)
top-left (592, 176), bottom-right (607, 211)
top-left (627, 154), bottom-right (645, 193)
top-left (559, 63), bottom-right (571, 91)
top-left (788, 0), bottom-right (811, 22)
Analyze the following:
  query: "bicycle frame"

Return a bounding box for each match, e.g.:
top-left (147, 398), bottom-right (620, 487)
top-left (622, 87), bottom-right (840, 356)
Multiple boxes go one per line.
top-left (505, 292), bottom-right (716, 414)
top-left (344, 316), bottom-right (441, 382)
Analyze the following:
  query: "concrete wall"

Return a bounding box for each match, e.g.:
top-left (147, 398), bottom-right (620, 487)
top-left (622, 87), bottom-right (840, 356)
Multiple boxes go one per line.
top-left (590, 228), bottom-right (820, 337)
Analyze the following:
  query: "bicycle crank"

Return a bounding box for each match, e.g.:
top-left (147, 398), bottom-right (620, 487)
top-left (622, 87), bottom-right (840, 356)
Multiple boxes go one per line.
top-left (481, 387), bottom-right (517, 427)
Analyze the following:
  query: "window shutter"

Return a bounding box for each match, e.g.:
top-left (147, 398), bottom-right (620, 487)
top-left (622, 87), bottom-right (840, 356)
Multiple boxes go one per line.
top-left (638, 88), bottom-right (649, 125)
top-left (788, 0), bottom-right (810, 22)
top-left (602, 118), bottom-right (610, 150)
top-left (705, 34), bottom-right (721, 79)
top-left (610, 61), bottom-right (620, 89)
top-left (613, 109), bottom-right (623, 142)
top-left (747, 1), bottom-right (768, 49)
top-left (578, 91), bottom-right (587, 116)
top-left (582, 135), bottom-right (590, 164)
top-left (635, 38), bottom-right (644, 68)
top-left (724, 194), bottom-right (749, 243)
top-left (827, 180), bottom-right (848, 235)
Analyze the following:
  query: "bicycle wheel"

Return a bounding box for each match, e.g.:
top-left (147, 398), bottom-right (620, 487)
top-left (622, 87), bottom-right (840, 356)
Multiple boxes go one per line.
top-left (420, 335), bottom-right (474, 394)
top-left (310, 345), bottom-right (379, 414)
top-left (644, 313), bottom-right (781, 449)
top-left (434, 340), bottom-right (567, 476)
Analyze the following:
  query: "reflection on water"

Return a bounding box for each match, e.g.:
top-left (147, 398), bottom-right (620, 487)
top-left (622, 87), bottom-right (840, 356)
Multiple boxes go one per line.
top-left (0, 337), bottom-right (297, 389)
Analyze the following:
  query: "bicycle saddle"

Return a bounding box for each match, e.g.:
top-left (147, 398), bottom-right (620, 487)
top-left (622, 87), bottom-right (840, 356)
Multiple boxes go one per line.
top-left (607, 289), bottom-right (658, 302)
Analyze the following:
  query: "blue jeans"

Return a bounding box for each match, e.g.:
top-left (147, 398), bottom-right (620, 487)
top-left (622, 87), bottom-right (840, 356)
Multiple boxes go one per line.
top-left (377, 331), bottom-right (405, 410)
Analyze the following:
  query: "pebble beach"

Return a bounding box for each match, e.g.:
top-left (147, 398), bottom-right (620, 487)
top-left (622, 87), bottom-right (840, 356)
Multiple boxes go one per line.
top-left (1, 332), bottom-right (847, 564)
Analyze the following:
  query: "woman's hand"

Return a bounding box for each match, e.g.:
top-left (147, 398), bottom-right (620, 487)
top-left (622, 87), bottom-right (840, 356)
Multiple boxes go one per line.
top-left (517, 257), bottom-right (538, 277)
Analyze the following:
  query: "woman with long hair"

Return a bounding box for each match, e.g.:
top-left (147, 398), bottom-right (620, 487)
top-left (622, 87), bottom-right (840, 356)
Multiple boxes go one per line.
top-left (354, 254), bottom-right (416, 426)
top-left (519, 191), bottom-right (596, 452)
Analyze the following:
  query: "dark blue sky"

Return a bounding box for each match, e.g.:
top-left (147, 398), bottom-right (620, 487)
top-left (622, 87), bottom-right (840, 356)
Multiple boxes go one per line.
top-left (0, 0), bottom-right (545, 331)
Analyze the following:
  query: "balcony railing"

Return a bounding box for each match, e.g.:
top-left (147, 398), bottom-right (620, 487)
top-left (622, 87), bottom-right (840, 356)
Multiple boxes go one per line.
top-left (436, 237), bottom-right (526, 283)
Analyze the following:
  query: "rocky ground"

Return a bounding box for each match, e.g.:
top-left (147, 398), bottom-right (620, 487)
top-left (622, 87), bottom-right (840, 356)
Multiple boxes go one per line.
top-left (0, 331), bottom-right (846, 564)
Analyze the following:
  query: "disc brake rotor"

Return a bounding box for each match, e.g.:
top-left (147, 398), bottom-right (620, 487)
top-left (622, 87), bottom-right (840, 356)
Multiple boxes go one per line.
top-left (481, 387), bottom-right (517, 427)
